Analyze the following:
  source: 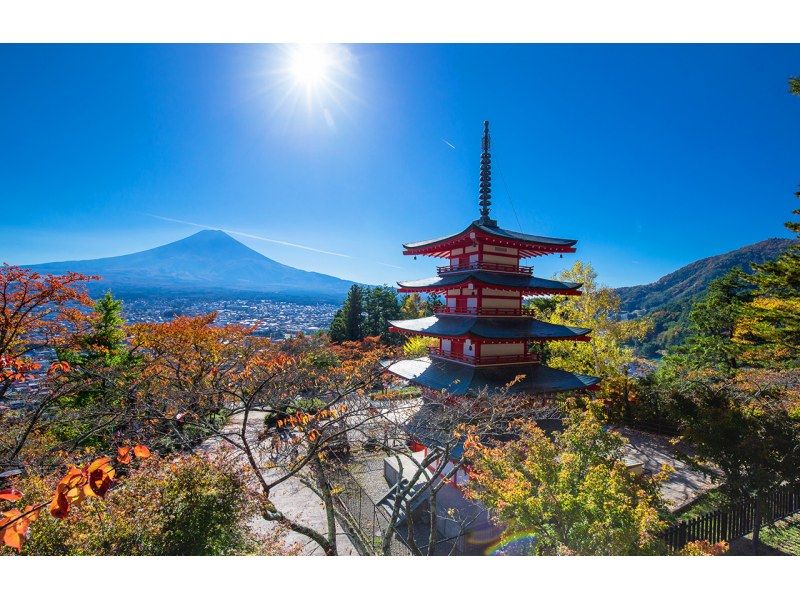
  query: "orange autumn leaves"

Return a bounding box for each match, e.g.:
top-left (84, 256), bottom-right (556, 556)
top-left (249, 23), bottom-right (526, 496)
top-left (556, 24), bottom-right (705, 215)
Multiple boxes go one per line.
top-left (0, 443), bottom-right (151, 552)
top-left (116, 444), bottom-right (151, 464)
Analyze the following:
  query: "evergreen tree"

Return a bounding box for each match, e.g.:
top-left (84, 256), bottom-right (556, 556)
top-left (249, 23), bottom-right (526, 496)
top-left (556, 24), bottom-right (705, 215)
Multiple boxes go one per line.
top-left (56, 292), bottom-right (140, 441)
top-left (363, 285), bottom-right (402, 343)
top-left (328, 308), bottom-right (347, 342)
top-left (738, 189), bottom-right (800, 364)
top-left (329, 284), bottom-right (368, 342)
top-left (422, 293), bottom-right (443, 315)
top-left (667, 267), bottom-right (751, 373)
top-left (344, 285), bottom-right (364, 340)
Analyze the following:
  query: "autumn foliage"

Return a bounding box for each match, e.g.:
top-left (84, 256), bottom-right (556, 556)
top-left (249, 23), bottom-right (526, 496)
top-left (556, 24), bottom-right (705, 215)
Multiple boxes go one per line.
top-left (1, 442), bottom-right (150, 552)
top-left (0, 264), bottom-right (97, 399)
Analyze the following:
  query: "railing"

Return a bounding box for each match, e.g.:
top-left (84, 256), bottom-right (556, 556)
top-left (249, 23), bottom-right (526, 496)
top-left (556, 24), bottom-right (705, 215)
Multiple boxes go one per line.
top-left (325, 462), bottom-right (414, 556)
top-left (429, 347), bottom-right (539, 366)
top-left (661, 486), bottom-right (800, 553)
top-left (434, 306), bottom-right (536, 317)
top-left (437, 262), bottom-right (532, 276)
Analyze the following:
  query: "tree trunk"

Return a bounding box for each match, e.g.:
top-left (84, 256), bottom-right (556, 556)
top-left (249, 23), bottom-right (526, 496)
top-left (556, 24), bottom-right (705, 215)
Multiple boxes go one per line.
top-left (312, 455), bottom-right (339, 556)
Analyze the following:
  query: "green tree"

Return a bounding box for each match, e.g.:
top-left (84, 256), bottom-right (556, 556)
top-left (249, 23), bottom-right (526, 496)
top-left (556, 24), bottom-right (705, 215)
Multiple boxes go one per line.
top-left (662, 371), bottom-right (800, 553)
top-left (737, 190), bottom-right (800, 365)
top-left (363, 285), bottom-right (402, 343)
top-left (666, 268), bottom-right (751, 373)
top-left (535, 261), bottom-right (651, 409)
top-left (329, 284), bottom-right (366, 342)
top-left (465, 404), bottom-right (668, 555)
top-left (47, 292), bottom-right (142, 449)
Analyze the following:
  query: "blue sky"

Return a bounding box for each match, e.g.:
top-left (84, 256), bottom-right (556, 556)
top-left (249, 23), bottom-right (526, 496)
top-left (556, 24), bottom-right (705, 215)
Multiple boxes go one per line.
top-left (1, 44), bottom-right (798, 288)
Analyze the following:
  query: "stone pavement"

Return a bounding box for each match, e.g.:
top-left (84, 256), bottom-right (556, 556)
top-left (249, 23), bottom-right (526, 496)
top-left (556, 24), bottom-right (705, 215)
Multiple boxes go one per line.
top-left (615, 426), bottom-right (718, 512)
top-left (201, 409), bottom-right (358, 556)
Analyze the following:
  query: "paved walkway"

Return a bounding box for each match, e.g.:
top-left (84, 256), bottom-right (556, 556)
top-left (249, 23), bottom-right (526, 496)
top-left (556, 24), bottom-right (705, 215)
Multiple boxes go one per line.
top-left (615, 426), bottom-right (718, 512)
top-left (201, 409), bottom-right (358, 555)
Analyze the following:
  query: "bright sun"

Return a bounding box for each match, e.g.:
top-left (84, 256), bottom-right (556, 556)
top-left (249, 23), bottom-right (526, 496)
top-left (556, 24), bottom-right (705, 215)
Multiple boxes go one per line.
top-left (289, 45), bottom-right (332, 87)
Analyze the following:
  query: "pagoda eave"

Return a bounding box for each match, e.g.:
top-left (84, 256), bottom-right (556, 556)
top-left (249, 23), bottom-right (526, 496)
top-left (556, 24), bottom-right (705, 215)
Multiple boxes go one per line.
top-left (387, 315), bottom-right (592, 342)
top-left (386, 357), bottom-right (600, 396)
top-left (388, 326), bottom-right (591, 343)
top-left (402, 224), bottom-right (578, 258)
top-left (397, 282), bottom-right (582, 296)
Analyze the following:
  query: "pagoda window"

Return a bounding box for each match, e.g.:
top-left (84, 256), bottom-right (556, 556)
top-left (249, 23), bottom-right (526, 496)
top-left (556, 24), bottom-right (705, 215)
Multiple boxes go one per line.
top-left (441, 338), bottom-right (452, 353)
top-left (464, 339), bottom-right (476, 357)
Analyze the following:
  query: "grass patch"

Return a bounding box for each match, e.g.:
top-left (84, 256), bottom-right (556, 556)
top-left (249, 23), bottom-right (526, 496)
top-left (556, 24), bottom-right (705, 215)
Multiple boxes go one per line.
top-left (677, 488), bottom-right (729, 522)
top-left (729, 513), bottom-right (800, 556)
top-left (756, 515), bottom-right (800, 555)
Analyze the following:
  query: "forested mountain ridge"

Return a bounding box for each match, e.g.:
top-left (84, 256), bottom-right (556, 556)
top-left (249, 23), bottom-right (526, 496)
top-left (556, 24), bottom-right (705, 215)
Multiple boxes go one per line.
top-left (617, 238), bottom-right (794, 314)
top-left (615, 238), bottom-right (794, 357)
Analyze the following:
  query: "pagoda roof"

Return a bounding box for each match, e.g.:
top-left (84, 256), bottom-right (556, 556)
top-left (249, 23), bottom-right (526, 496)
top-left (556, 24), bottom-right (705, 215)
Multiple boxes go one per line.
top-left (403, 221), bottom-right (577, 257)
top-left (388, 315), bottom-right (590, 341)
top-left (387, 356), bottom-right (599, 396)
top-left (397, 271), bottom-right (582, 295)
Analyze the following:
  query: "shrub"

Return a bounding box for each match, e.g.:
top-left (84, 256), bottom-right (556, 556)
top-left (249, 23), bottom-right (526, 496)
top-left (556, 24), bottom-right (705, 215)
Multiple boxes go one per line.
top-left (679, 540), bottom-right (729, 556)
top-left (10, 454), bottom-right (290, 556)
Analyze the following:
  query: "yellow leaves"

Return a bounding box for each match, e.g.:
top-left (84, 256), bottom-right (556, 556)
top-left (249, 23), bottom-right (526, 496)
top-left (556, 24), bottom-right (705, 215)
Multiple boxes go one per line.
top-left (680, 540), bottom-right (729, 556)
top-left (133, 445), bottom-right (151, 459)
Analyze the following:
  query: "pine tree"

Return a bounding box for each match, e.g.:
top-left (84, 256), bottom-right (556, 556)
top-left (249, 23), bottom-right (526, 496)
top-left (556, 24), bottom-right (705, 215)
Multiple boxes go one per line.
top-left (344, 285), bottom-right (364, 340)
top-left (668, 267), bottom-right (752, 373)
top-left (363, 285), bottom-right (402, 343)
top-left (740, 190), bottom-right (800, 362)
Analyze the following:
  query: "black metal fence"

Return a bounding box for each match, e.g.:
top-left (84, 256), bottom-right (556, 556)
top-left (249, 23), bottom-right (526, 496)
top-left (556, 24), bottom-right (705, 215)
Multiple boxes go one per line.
top-left (326, 465), bottom-right (413, 556)
top-left (662, 486), bottom-right (800, 553)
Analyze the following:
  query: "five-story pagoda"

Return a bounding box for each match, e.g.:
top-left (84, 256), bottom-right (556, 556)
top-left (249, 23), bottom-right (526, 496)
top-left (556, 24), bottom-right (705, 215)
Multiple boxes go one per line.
top-left (387, 121), bottom-right (599, 397)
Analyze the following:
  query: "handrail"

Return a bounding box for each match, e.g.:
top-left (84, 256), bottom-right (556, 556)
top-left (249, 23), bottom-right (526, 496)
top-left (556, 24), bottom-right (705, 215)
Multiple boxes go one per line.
top-left (429, 347), bottom-right (539, 366)
top-left (434, 306), bottom-right (536, 317)
top-left (437, 262), bottom-right (532, 276)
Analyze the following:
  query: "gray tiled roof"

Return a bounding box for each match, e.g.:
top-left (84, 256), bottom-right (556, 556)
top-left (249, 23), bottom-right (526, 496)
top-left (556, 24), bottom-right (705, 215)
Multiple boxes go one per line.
top-left (397, 271), bottom-right (582, 292)
top-left (389, 315), bottom-right (590, 340)
top-left (387, 357), bottom-right (600, 396)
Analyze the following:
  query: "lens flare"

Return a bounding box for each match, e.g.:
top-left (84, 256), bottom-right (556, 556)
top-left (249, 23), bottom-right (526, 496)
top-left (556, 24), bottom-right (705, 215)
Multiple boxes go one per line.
top-left (485, 531), bottom-right (538, 556)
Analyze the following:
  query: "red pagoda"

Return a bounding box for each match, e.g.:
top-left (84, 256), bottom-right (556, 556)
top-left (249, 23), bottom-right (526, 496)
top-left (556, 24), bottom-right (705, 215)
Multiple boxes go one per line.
top-left (387, 121), bottom-right (599, 397)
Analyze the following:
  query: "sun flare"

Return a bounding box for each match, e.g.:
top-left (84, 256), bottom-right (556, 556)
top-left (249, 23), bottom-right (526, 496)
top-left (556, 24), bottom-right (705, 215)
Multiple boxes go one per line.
top-left (289, 45), bottom-right (333, 87)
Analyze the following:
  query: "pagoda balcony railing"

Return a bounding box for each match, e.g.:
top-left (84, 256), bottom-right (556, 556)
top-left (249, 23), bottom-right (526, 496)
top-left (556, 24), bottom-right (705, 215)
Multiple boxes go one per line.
top-left (434, 306), bottom-right (536, 317)
top-left (436, 262), bottom-right (533, 276)
top-left (429, 348), bottom-right (539, 366)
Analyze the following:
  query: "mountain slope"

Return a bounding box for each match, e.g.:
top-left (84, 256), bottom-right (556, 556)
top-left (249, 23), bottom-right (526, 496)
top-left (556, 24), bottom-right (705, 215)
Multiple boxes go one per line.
top-left (26, 230), bottom-right (358, 301)
top-left (617, 238), bottom-right (794, 314)
top-left (616, 237), bottom-right (794, 357)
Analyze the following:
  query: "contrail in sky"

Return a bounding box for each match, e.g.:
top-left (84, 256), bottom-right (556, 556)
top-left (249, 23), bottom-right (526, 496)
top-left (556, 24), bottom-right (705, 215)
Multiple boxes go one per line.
top-left (441, 138), bottom-right (456, 150)
top-left (145, 214), bottom-right (352, 258)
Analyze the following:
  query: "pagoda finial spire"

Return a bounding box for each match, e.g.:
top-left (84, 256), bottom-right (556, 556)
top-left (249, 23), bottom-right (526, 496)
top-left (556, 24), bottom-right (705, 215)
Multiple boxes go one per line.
top-left (477, 120), bottom-right (496, 227)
